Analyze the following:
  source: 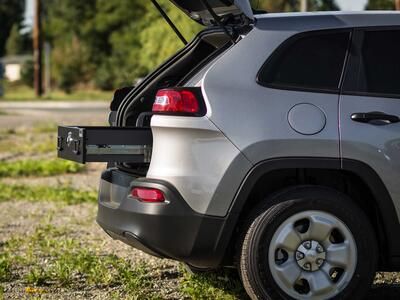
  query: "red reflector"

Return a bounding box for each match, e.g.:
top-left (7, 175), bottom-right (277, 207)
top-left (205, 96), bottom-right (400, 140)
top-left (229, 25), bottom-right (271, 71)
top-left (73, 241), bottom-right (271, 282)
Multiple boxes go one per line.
top-left (131, 187), bottom-right (165, 203)
top-left (153, 89), bottom-right (200, 114)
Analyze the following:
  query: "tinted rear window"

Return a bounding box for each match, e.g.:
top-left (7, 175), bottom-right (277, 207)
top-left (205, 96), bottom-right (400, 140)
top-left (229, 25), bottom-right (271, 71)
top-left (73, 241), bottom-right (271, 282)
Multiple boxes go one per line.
top-left (351, 30), bottom-right (400, 96)
top-left (258, 31), bottom-right (350, 91)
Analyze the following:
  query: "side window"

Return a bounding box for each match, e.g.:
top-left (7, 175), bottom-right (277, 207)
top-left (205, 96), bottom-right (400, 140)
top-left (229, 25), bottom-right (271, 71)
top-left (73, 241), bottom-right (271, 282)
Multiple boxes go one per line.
top-left (258, 31), bottom-right (350, 91)
top-left (345, 30), bottom-right (400, 97)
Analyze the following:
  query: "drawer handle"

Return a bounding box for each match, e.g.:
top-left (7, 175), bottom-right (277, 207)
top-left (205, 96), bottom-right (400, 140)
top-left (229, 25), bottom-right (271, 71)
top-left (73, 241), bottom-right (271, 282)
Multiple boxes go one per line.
top-left (66, 132), bottom-right (80, 155)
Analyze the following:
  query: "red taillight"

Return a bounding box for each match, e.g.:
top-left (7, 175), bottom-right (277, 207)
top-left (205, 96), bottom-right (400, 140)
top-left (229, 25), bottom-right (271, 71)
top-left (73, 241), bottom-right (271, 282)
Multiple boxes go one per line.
top-left (131, 187), bottom-right (165, 203)
top-left (153, 89), bottom-right (201, 114)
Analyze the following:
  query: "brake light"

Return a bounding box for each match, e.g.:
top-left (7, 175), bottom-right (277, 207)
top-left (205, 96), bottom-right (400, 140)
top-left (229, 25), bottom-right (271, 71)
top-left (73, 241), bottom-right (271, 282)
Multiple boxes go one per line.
top-left (131, 187), bottom-right (165, 203)
top-left (153, 89), bottom-right (201, 114)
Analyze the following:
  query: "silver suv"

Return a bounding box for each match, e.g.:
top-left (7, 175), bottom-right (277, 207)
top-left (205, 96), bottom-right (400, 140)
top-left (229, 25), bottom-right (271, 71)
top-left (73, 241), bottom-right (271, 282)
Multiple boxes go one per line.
top-left (57, 2), bottom-right (400, 299)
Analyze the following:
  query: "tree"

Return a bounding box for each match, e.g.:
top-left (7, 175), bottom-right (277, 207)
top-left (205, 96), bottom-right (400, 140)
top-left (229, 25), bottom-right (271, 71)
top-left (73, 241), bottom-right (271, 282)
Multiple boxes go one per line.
top-left (43, 0), bottom-right (200, 91)
top-left (252, 0), bottom-right (339, 12)
top-left (365, 0), bottom-right (395, 9)
top-left (309, 0), bottom-right (339, 11)
top-left (0, 0), bottom-right (25, 57)
top-left (5, 24), bottom-right (32, 56)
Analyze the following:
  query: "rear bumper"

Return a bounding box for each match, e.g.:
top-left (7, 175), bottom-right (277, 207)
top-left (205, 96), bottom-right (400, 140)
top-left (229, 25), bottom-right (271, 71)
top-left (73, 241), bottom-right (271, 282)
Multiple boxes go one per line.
top-left (96, 168), bottom-right (230, 268)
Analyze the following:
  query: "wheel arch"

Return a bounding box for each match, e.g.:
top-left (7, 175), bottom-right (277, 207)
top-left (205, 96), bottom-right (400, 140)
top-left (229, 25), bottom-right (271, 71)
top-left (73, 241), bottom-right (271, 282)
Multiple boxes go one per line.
top-left (217, 157), bottom-right (400, 270)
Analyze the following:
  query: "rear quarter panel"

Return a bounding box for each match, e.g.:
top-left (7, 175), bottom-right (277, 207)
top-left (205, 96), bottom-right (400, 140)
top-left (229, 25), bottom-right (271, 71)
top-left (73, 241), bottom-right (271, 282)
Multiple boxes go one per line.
top-left (203, 26), bottom-right (340, 163)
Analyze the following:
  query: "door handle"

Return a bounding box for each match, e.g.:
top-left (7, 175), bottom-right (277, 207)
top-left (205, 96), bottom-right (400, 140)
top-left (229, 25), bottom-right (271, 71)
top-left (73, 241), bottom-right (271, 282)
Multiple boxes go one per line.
top-left (351, 112), bottom-right (400, 125)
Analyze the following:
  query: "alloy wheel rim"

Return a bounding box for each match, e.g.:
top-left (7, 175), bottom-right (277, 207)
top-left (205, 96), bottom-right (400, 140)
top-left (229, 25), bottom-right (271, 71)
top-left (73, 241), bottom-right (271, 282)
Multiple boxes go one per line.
top-left (268, 210), bottom-right (357, 299)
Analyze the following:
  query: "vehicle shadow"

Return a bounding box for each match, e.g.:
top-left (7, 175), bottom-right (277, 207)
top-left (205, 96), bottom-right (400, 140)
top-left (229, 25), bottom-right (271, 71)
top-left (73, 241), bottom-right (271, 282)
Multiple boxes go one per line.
top-left (366, 285), bottom-right (400, 299)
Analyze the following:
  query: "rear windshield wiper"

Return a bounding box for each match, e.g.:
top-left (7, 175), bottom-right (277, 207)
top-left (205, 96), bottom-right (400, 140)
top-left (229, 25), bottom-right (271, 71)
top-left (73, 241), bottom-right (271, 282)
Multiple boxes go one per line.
top-left (150, 0), bottom-right (188, 45)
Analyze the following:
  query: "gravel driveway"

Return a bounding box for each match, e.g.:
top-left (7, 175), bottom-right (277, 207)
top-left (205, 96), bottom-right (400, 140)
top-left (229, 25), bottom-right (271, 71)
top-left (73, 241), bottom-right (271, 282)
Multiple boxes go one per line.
top-left (0, 102), bottom-right (400, 299)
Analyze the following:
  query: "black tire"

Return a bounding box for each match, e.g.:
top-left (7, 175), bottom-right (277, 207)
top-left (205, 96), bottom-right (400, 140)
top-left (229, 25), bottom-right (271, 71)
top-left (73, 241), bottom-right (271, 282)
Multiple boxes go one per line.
top-left (237, 185), bottom-right (378, 300)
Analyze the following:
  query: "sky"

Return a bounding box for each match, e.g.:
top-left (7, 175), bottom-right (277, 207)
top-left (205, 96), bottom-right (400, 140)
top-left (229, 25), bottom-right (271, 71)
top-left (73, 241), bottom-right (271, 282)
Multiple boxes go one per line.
top-left (336, 0), bottom-right (368, 10)
top-left (24, 0), bottom-right (34, 28)
top-left (23, 0), bottom-right (369, 27)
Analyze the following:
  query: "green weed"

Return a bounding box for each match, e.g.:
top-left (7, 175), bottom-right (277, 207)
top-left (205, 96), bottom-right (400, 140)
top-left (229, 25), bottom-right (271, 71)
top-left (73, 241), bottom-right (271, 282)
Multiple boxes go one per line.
top-left (180, 268), bottom-right (247, 300)
top-left (17, 224), bottom-right (153, 297)
top-left (3, 83), bottom-right (112, 102)
top-left (0, 183), bottom-right (97, 204)
top-left (0, 159), bottom-right (84, 178)
top-left (32, 122), bottom-right (58, 134)
top-left (25, 267), bottom-right (50, 286)
top-left (0, 124), bottom-right (56, 155)
top-left (0, 254), bottom-right (12, 283)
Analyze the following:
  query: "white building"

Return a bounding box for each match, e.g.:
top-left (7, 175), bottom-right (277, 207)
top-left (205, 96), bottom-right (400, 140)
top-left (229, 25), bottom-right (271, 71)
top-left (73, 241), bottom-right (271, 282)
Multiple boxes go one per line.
top-left (0, 55), bottom-right (32, 82)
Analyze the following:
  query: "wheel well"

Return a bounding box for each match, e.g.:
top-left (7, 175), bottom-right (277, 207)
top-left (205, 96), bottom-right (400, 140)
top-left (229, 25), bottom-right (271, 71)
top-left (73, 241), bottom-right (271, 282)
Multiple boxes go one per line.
top-left (229, 168), bottom-right (388, 268)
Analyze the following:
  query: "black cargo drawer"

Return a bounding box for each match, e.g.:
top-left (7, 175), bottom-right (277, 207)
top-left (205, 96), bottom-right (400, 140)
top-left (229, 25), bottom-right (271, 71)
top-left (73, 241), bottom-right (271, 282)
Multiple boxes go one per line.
top-left (57, 126), bottom-right (152, 164)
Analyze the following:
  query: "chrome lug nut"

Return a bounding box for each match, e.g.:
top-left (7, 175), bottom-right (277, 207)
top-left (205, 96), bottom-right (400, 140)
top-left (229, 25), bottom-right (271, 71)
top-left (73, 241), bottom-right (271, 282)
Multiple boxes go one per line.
top-left (303, 241), bottom-right (311, 249)
top-left (316, 258), bottom-right (324, 266)
top-left (316, 245), bottom-right (324, 253)
top-left (303, 263), bottom-right (311, 270)
top-left (296, 251), bottom-right (304, 260)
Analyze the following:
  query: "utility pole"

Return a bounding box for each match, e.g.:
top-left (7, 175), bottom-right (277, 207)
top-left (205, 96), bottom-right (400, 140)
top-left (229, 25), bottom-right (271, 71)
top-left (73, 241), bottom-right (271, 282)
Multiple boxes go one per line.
top-left (33, 0), bottom-right (43, 97)
top-left (300, 0), bottom-right (308, 12)
top-left (44, 42), bottom-right (51, 95)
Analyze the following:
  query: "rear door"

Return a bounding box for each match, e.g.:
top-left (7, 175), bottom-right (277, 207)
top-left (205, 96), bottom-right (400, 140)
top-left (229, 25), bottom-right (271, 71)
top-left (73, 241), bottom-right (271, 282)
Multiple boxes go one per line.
top-left (339, 28), bottom-right (400, 213)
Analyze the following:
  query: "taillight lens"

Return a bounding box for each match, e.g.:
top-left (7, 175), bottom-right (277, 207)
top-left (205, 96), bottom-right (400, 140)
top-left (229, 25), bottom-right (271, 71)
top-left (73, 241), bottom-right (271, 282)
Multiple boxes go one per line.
top-left (153, 88), bottom-right (202, 115)
top-left (131, 187), bottom-right (165, 203)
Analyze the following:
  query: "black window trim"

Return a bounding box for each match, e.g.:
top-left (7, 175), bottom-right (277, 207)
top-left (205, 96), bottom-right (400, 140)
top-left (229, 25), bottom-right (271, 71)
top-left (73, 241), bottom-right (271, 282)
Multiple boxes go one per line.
top-left (341, 25), bottom-right (400, 100)
top-left (256, 28), bottom-right (353, 95)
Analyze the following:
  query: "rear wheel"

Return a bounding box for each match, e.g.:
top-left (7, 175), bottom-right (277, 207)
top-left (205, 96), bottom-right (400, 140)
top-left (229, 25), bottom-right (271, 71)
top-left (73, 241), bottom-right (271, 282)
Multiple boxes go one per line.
top-left (237, 186), bottom-right (377, 300)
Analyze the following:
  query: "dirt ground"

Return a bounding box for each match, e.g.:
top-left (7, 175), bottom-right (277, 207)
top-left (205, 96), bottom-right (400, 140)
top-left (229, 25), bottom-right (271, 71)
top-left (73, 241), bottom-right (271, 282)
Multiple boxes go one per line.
top-left (0, 102), bottom-right (400, 299)
top-left (0, 103), bottom-right (184, 299)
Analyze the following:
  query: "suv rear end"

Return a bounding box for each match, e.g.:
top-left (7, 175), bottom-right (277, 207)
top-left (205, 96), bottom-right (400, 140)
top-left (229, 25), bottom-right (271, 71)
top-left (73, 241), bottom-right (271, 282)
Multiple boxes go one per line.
top-left (96, 28), bottom-right (253, 267)
top-left (58, 1), bottom-right (255, 268)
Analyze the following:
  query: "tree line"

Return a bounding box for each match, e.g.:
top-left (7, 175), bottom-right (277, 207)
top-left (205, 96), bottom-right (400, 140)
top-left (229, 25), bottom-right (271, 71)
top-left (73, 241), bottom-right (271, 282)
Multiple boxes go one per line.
top-left (0, 0), bottom-right (397, 92)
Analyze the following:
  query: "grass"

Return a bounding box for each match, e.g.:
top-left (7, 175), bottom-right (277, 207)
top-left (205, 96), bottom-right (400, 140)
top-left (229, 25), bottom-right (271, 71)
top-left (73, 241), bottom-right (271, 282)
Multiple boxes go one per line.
top-left (0, 159), bottom-right (84, 178)
top-left (0, 183), bottom-right (97, 205)
top-left (0, 124), bottom-right (57, 155)
top-left (181, 269), bottom-right (247, 300)
top-left (32, 122), bottom-right (58, 134)
top-left (24, 257), bottom-right (154, 296)
top-left (2, 224), bottom-right (157, 298)
top-left (2, 82), bottom-right (112, 102)
top-left (0, 254), bottom-right (12, 283)
top-left (0, 135), bottom-right (55, 155)
top-left (0, 219), bottom-right (247, 299)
